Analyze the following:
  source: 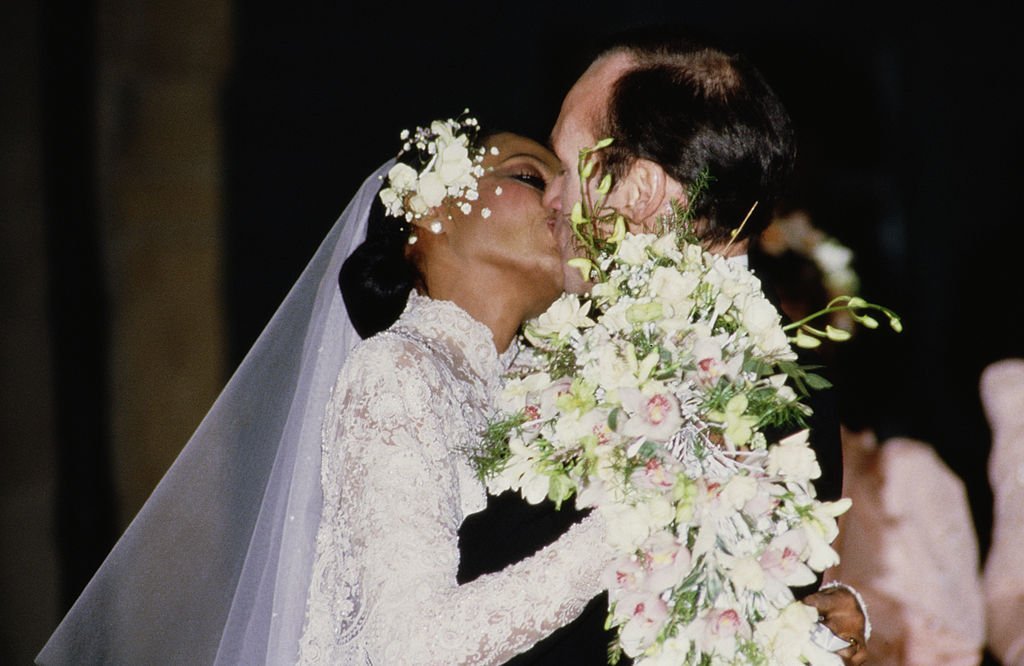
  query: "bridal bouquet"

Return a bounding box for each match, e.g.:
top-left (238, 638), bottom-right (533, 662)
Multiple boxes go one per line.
top-left (473, 141), bottom-right (899, 664)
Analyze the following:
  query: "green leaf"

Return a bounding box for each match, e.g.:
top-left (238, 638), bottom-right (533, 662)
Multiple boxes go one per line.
top-left (742, 354), bottom-right (774, 377)
top-left (803, 373), bottom-right (833, 390)
top-left (637, 441), bottom-right (658, 461)
top-left (607, 407), bottom-right (621, 432)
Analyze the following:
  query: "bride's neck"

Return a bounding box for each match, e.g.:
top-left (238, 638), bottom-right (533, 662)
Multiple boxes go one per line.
top-left (419, 273), bottom-right (527, 354)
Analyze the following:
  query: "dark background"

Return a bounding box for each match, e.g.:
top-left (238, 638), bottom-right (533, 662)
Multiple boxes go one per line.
top-left (224, 3), bottom-right (1020, 547)
top-left (23, 0), bottom-right (1022, 659)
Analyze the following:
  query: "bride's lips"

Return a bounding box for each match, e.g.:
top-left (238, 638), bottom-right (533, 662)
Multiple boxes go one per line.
top-left (545, 215), bottom-right (563, 243)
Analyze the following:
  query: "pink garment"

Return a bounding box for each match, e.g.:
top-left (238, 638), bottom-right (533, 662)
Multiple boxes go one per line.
top-left (827, 428), bottom-right (984, 665)
top-left (981, 359), bottom-right (1024, 665)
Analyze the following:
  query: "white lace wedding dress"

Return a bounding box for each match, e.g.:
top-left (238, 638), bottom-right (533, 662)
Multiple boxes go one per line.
top-left (296, 292), bottom-right (609, 665)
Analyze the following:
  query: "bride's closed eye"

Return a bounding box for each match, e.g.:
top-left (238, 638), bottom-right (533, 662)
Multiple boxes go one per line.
top-left (510, 170), bottom-right (547, 191)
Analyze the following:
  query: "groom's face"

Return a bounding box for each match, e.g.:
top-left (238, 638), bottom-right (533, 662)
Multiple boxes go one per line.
top-left (544, 53), bottom-right (633, 294)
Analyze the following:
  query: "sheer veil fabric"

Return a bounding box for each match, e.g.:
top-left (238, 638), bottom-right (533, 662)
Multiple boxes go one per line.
top-left (37, 162), bottom-right (392, 665)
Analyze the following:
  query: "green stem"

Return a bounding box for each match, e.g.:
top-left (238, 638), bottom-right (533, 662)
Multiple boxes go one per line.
top-left (782, 299), bottom-right (898, 332)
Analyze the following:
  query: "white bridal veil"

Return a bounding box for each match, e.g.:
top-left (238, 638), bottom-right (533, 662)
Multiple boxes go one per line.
top-left (37, 162), bottom-right (392, 665)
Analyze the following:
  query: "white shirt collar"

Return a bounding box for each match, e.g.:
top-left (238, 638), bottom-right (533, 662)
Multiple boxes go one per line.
top-left (725, 253), bottom-right (749, 269)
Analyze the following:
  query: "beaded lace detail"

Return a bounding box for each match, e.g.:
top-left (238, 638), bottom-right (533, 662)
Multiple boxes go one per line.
top-left (297, 293), bottom-right (609, 664)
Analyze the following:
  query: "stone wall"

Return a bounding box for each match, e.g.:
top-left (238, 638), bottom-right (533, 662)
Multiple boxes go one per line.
top-left (0, 4), bottom-right (59, 662)
top-left (97, 0), bottom-right (230, 525)
top-left (0, 1), bottom-right (230, 660)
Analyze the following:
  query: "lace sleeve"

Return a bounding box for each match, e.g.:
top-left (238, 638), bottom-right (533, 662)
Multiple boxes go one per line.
top-left (305, 334), bottom-right (611, 665)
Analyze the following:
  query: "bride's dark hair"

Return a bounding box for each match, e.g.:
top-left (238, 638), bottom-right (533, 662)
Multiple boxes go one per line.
top-left (339, 194), bottom-right (416, 339)
top-left (341, 123), bottom-right (499, 339)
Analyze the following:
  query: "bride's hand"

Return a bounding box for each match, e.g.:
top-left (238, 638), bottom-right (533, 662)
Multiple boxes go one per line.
top-left (803, 586), bottom-right (868, 665)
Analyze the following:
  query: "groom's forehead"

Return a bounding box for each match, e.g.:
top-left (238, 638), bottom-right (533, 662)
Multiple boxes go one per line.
top-left (551, 53), bottom-right (634, 145)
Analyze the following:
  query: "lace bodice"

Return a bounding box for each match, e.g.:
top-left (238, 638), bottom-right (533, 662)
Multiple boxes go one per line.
top-left (297, 293), bottom-right (610, 665)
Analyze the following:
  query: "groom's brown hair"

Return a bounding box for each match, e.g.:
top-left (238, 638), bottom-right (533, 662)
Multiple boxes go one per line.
top-left (592, 27), bottom-right (796, 244)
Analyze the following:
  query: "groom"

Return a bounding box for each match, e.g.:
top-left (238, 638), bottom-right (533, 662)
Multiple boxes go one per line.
top-left (544, 27), bottom-right (867, 662)
top-left (459, 28), bottom-right (866, 665)
top-left (543, 30), bottom-right (849, 503)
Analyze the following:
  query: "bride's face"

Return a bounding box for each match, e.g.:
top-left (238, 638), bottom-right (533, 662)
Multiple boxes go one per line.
top-left (445, 132), bottom-right (563, 316)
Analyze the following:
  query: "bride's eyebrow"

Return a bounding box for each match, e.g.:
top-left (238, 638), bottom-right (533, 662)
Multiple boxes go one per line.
top-left (498, 152), bottom-right (540, 162)
top-left (497, 153), bottom-right (556, 172)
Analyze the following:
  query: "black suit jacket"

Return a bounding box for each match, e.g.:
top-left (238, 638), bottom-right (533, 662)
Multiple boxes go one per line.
top-left (457, 493), bottom-right (611, 665)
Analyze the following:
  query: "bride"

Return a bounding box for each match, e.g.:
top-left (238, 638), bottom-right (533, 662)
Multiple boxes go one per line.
top-left (38, 123), bottom-right (611, 664)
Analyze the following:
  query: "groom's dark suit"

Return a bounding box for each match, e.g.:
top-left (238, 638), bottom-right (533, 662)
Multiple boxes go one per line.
top-left (456, 267), bottom-right (845, 665)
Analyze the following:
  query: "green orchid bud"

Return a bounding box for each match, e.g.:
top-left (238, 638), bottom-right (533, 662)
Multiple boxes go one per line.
top-left (725, 394), bottom-right (749, 417)
top-left (554, 389), bottom-right (587, 414)
top-left (847, 296), bottom-right (869, 309)
top-left (725, 419), bottom-right (754, 447)
top-left (593, 137), bottom-right (614, 149)
top-left (567, 257), bottom-right (592, 282)
top-left (674, 478), bottom-right (696, 523)
top-left (626, 301), bottom-right (664, 324)
top-left (858, 314), bottom-right (879, 329)
top-left (570, 201), bottom-right (585, 226)
top-left (825, 325), bottom-right (852, 342)
top-left (570, 378), bottom-right (597, 412)
top-left (608, 215), bottom-right (626, 244)
top-left (889, 316), bottom-right (903, 333)
top-left (547, 471), bottom-right (575, 507)
top-left (673, 475), bottom-right (696, 502)
top-left (597, 173), bottom-right (613, 195)
top-left (553, 391), bottom-right (572, 411)
top-left (794, 330), bottom-right (822, 349)
top-left (581, 159), bottom-right (595, 180)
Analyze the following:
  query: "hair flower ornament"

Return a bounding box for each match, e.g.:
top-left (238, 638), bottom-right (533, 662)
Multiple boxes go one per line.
top-left (378, 112), bottom-right (487, 222)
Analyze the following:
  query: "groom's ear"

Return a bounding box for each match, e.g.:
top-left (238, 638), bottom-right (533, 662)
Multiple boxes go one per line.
top-left (611, 159), bottom-right (685, 225)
